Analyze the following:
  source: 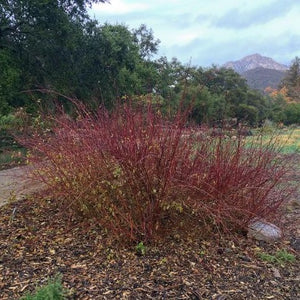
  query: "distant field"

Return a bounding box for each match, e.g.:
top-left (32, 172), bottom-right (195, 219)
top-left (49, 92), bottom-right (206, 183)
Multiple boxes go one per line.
top-left (248, 127), bottom-right (300, 154)
top-left (275, 128), bottom-right (300, 153)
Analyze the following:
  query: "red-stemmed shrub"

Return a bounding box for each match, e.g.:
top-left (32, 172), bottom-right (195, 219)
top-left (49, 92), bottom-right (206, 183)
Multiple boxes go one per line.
top-left (19, 101), bottom-right (292, 242)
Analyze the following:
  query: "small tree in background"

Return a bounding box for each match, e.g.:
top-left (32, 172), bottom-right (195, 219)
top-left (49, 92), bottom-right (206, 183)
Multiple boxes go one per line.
top-left (280, 56), bottom-right (300, 101)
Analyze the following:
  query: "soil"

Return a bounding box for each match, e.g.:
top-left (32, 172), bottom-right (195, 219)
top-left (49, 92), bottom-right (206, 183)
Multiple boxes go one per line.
top-left (0, 157), bottom-right (299, 299)
top-left (0, 165), bottom-right (44, 207)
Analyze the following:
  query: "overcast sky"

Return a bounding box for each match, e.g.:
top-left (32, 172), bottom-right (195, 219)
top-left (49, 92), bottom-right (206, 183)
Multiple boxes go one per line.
top-left (90, 0), bottom-right (300, 67)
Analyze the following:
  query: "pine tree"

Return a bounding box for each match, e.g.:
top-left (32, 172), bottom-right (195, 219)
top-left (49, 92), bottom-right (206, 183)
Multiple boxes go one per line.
top-left (280, 57), bottom-right (300, 101)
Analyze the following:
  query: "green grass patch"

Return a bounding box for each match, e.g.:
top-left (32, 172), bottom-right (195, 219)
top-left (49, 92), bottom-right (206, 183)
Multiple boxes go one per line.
top-left (20, 275), bottom-right (67, 300)
top-left (258, 249), bottom-right (296, 265)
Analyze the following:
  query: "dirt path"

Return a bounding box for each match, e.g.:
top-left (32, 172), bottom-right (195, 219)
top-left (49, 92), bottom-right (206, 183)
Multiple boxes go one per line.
top-left (0, 165), bottom-right (44, 207)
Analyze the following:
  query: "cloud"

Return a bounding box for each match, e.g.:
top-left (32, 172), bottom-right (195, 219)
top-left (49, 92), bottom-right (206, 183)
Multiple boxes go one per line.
top-left (214, 0), bottom-right (297, 29)
top-left (92, 0), bottom-right (149, 15)
top-left (90, 0), bottom-right (300, 66)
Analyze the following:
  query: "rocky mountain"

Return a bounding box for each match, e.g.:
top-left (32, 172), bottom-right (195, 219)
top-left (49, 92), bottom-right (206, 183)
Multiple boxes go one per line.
top-left (223, 53), bottom-right (288, 74)
top-left (223, 54), bottom-right (288, 91)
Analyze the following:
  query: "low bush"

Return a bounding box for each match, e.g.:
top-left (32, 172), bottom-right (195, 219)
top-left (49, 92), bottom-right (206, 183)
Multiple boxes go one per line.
top-left (0, 108), bottom-right (30, 131)
top-left (0, 109), bottom-right (30, 169)
top-left (19, 101), bottom-right (292, 243)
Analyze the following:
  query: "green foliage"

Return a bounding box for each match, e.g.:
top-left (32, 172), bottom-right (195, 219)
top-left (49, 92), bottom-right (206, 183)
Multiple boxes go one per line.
top-left (0, 49), bottom-right (22, 114)
top-left (182, 86), bottom-right (228, 124)
top-left (0, 109), bottom-right (30, 169)
top-left (0, 114), bottom-right (17, 130)
top-left (265, 93), bottom-right (287, 123)
top-left (135, 242), bottom-right (147, 256)
top-left (0, 0), bottom-right (113, 111)
top-left (133, 24), bottom-right (160, 60)
top-left (157, 63), bottom-right (267, 125)
top-left (280, 56), bottom-right (300, 100)
top-left (283, 103), bottom-right (300, 125)
top-left (0, 0), bottom-right (164, 111)
top-left (265, 88), bottom-right (300, 125)
top-left (258, 250), bottom-right (296, 265)
top-left (83, 23), bottom-right (142, 106)
top-left (236, 103), bottom-right (258, 125)
top-left (20, 275), bottom-right (67, 300)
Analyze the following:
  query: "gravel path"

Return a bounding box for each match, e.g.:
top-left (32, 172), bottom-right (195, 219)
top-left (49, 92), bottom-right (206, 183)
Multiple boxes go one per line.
top-left (0, 165), bottom-right (44, 207)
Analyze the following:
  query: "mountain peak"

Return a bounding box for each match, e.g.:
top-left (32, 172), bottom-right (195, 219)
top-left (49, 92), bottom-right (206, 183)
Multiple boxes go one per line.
top-left (223, 54), bottom-right (288, 74)
top-left (246, 53), bottom-right (262, 58)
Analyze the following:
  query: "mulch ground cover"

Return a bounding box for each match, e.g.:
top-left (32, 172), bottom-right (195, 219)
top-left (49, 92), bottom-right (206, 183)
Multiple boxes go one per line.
top-left (0, 156), bottom-right (299, 299)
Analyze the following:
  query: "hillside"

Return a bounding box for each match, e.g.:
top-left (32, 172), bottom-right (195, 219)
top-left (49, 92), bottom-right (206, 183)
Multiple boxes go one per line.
top-left (242, 67), bottom-right (286, 91)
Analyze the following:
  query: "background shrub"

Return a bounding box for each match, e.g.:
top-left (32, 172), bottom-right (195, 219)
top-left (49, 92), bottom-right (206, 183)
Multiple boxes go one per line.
top-left (283, 103), bottom-right (300, 125)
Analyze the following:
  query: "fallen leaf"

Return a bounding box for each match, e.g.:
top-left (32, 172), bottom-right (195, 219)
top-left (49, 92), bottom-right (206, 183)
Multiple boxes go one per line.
top-left (272, 267), bottom-right (281, 278)
top-left (71, 263), bottom-right (87, 269)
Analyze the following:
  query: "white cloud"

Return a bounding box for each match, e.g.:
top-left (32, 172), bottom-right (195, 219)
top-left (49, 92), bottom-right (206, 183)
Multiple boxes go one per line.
top-left (92, 0), bottom-right (149, 15)
top-left (175, 32), bottom-right (200, 45)
top-left (90, 0), bottom-right (300, 66)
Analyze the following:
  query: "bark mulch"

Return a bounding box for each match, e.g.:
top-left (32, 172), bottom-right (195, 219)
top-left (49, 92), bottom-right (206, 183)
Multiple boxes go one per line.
top-left (0, 195), bottom-right (299, 300)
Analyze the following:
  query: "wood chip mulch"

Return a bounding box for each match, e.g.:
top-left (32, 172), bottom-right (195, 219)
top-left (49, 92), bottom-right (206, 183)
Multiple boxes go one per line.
top-left (0, 195), bottom-right (299, 300)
